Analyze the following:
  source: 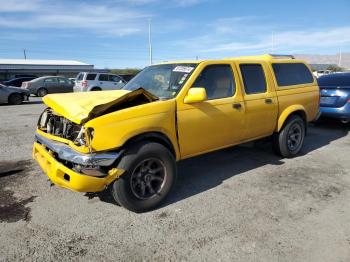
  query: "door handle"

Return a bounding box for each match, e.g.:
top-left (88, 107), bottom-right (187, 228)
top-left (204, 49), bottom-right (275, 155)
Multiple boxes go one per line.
top-left (232, 103), bottom-right (242, 109)
top-left (265, 98), bottom-right (273, 104)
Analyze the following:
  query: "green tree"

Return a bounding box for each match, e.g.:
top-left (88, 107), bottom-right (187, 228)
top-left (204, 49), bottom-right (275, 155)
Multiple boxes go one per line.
top-left (109, 68), bottom-right (142, 75)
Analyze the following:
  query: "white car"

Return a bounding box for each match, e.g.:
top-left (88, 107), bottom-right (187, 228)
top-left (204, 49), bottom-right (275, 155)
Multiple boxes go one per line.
top-left (74, 72), bottom-right (126, 92)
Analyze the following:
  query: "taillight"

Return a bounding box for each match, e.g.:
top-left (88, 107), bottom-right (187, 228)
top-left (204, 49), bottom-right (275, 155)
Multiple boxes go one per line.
top-left (82, 80), bottom-right (88, 88)
top-left (22, 82), bottom-right (30, 88)
top-left (347, 98), bottom-right (350, 103)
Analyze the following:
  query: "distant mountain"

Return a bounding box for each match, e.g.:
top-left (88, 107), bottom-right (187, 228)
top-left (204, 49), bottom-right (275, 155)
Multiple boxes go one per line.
top-left (294, 53), bottom-right (350, 69)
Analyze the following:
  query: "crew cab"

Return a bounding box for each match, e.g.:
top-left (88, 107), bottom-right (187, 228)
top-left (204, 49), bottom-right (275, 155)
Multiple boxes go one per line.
top-left (33, 54), bottom-right (320, 212)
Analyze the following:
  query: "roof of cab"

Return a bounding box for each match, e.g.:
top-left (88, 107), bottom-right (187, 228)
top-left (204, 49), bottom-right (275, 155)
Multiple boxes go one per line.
top-left (156, 54), bottom-right (306, 66)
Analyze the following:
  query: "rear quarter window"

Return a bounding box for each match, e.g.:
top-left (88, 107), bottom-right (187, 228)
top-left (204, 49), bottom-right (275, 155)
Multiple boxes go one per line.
top-left (77, 73), bottom-right (84, 81)
top-left (272, 63), bottom-right (314, 87)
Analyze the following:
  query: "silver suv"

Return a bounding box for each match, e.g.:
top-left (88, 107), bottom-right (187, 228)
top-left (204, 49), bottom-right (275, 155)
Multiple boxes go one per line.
top-left (74, 72), bottom-right (126, 92)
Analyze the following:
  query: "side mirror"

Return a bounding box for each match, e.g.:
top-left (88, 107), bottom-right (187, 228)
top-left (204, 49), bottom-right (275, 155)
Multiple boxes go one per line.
top-left (184, 87), bottom-right (207, 104)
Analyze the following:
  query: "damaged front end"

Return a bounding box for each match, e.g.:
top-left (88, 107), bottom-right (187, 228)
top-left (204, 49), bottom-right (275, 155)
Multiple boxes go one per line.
top-left (38, 108), bottom-right (89, 146)
top-left (33, 88), bottom-right (158, 192)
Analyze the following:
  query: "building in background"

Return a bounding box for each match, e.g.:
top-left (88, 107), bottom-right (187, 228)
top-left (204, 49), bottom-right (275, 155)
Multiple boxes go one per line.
top-left (0, 59), bottom-right (108, 81)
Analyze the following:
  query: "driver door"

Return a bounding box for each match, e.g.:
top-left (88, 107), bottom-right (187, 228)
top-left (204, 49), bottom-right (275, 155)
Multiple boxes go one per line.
top-left (177, 63), bottom-right (246, 158)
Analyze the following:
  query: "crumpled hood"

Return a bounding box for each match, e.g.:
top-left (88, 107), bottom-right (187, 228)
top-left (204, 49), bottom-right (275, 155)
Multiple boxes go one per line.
top-left (43, 88), bottom-right (158, 124)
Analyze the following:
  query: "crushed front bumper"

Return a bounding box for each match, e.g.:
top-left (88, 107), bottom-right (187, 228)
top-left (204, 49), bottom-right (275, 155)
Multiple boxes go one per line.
top-left (33, 133), bottom-right (124, 192)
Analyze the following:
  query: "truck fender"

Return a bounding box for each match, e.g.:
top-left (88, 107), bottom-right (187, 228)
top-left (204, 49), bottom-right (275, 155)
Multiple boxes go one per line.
top-left (276, 105), bottom-right (307, 132)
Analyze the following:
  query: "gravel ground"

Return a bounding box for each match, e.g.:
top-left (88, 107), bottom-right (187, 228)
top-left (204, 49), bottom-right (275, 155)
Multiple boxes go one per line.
top-left (0, 97), bottom-right (350, 262)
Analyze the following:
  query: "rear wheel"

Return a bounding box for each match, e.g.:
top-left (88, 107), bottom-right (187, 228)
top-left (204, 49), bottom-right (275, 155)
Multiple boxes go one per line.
top-left (273, 115), bottom-right (305, 158)
top-left (8, 93), bottom-right (23, 105)
top-left (37, 88), bottom-right (48, 97)
top-left (111, 142), bottom-right (177, 213)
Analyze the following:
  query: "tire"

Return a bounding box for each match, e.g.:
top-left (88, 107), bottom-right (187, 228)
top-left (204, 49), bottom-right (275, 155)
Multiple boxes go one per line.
top-left (111, 142), bottom-right (177, 213)
top-left (272, 115), bottom-right (305, 158)
top-left (37, 88), bottom-right (48, 97)
top-left (90, 87), bottom-right (102, 91)
top-left (8, 93), bottom-right (23, 105)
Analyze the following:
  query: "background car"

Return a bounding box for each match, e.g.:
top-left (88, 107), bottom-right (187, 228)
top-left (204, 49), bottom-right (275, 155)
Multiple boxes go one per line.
top-left (3, 77), bottom-right (36, 87)
top-left (313, 70), bottom-right (333, 78)
top-left (318, 72), bottom-right (350, 123)
top-left (22, 76), bottom-right (74, 97)
top-left (0, 83), bottom-right (30, 105)
top-left (73, 72), bottom-right (126, 92)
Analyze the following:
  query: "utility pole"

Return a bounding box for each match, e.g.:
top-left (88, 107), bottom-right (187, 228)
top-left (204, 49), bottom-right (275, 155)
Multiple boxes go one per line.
top-left (23, 49), bottom-right (27, 60)
top-left (338, 47), bottom-right (342, 67)
top-left (148, 18), bottom-right (153, 65)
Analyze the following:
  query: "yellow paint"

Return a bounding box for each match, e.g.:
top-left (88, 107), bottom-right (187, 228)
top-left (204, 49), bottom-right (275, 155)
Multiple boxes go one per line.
top-left (184, 87), bottom-right (207, 104)
top-left (43, 90), bottom-right (131, 124)
top-left (34, 54), bottom-right (319, 193)
top-left (33, 142), bottom-right (124, 192)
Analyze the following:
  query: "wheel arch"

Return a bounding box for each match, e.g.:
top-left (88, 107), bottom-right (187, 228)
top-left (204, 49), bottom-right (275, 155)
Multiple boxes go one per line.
top-left (121, 131), bottom-right (177, 159)
top-left (276, 105), bottom-right (307, 132)
top-left (37, 87), bottom-right (48, 96)
top-left (8, 92), bottom-right (22, 103)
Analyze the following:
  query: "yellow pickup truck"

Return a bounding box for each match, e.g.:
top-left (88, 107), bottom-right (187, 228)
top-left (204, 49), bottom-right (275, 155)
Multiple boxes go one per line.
top-left (33, 54), bottom-right (319, 212)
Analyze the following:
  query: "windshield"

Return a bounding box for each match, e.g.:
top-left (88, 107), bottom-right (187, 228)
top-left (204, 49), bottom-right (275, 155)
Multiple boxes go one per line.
top-left (123, 63), bottom-right (197, 99)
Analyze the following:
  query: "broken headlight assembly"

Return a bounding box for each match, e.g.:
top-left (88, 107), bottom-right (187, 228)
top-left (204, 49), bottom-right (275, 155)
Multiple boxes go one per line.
top-left (38, 108), bottom-right (93, 147)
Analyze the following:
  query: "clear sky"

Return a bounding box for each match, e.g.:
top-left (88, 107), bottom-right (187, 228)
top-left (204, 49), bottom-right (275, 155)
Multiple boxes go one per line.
top-left (0, 0), bottom-right (349, 69)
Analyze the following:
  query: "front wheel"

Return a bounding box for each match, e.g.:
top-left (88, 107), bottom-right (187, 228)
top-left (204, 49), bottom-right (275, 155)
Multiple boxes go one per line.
top-left (273, 115), bottom-right (305, 158)
top-left (111, 142), bottom-right (177, 213)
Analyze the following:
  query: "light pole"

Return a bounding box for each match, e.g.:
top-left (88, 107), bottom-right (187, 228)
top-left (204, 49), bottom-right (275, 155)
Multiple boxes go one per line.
top-left (148, 18), bottom-right (153, 65)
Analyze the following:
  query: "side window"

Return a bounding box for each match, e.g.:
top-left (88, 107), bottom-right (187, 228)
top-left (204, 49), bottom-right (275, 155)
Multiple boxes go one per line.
top-left (240, 64), bottom-right (267, 94)
top-left (109, 75), bottom-right (122, 82)
top-left (272, 63), bottom-right (314, 86)
top-left (86, 74), bottom-right (97, 80)
top-left (58, 78), bottom-right (67, 84)
top-left (77, 73), bottom-right (84, 81)
top-left (44, 78), bottom-right (58, 83)
top-left (98, 74), bottom-right (109, 81)
top-left (192, 64), bottom-right (235, 100)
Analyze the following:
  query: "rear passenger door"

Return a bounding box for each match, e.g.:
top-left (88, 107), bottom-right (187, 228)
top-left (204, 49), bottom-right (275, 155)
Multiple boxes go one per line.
top-left (44, 77), bottom-right (59, 93)
top-left (237, 63), bottom-right (278, 140)
top-left (57, 77), bottom-right (72, 93)
top-left (97, 74), bottom-right (110, 90)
